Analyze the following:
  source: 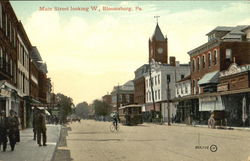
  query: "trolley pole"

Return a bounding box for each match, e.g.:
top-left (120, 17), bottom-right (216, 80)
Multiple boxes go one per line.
top-left (167, 79), bottom-right (171, 126)
top-left (116, 84), bottom-right (120, 112)
top-left (149, 62), bottom-right (156, 116)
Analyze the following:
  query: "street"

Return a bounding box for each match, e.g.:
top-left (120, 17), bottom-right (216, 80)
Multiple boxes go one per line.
top-left (53, 120), bottom-right (250, 161)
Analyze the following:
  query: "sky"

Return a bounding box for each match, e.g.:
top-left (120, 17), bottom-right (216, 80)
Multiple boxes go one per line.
top-left (10, 1), bottom-right (250, 105)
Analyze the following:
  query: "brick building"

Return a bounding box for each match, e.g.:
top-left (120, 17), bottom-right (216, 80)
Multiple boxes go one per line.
top-left (0, 1), bottom-right (20, 122)
top-left (187, 25), bottom-right (250, 126)
top-left (134, 64), bottom-right (149, 106)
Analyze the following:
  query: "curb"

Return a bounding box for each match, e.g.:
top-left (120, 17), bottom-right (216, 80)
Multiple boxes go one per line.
top-left (171, 123), bottom-right (250, 131)
top-left (50, 125), bottom-right (63, 161)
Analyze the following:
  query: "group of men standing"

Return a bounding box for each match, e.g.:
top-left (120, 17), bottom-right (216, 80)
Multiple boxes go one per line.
top-left (33, 107), bottom-right (47, 147)
top-left (0, 110), bottom-right (20, 152)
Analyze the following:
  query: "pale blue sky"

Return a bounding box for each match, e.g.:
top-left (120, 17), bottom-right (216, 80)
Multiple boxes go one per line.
top-left (10, 1), bottom-right (250, 104)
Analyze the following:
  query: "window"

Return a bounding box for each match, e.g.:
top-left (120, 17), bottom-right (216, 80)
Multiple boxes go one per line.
top-left (226, 49), bottom-right (232, 61)
top-left (202, 55), bottom-right (206, 68)
top-left (155, 91), bottom-right (157, 100)
top-left (5, 14), bottom-right (7, 36)
top-left (0, 47), bottom-right (2, 69)
top-left (213, 50), bottom-right (217, 65)
top-left (185, 84), bottom-right (188, 93)
top-left (158, 75), bottom-right (160, 84)
top-left (208, 52), bottom-right (212, 67)
top-left (181, 75), bottom-right (185, 79)
top-left (167, 74), bottom-right (171, 82)
top-left (192, 59), bottom-right (196, 71)
top-left (176, 85), bottom-right (179, 95)
top-left (0, 3), bottom-right (2, 28)
top-left (149, 91), bottom-right (151, 101)
top-left (158, 90), bottom-right (160, 100)
top-left (197, 57), bottom-right (200, 70)
top-left (119, 94), bottom-right (122, 102)
top-left (155, 76), bottom-right (157, 85)
top-left (14, 63), bottom-right (16, 84)
top-left (126, 94), bottom-right (130, 103)
top-left (10, 59), bottom-right (12, 76)
top-left (6, 54), bottom-right (8, 73)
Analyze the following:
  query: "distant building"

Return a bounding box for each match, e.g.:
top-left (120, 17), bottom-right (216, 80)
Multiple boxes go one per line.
top-left (111, 80), bottom-right (134, 112)
top-left (102, 93), bottom-right (112, 105)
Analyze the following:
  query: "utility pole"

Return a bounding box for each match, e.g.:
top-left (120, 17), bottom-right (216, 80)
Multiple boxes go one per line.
top-left (167, 79), bottom-right (171, 125)
top-left (116, 84), bottom-right (120, 112)
top-left (149, 62), bottom-right (156, 115)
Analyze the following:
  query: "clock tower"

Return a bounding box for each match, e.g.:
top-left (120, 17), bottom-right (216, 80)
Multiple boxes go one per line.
top-left (149, 23), bottom-right (168, 64)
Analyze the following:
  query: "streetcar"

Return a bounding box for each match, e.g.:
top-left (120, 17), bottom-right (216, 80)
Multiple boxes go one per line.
top-left (118, 104), bottom-right (143, 126)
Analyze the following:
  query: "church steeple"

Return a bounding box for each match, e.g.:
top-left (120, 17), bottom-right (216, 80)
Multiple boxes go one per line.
top-left (149, 22), bottom-right (168, 64)
top-left (151, 23), bottom-right (165, 41)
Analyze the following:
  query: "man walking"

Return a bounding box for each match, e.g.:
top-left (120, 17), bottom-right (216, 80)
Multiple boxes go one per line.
top-left (0, 111), bottom-right (7, 152)
top-left (36, 110), bottom-right (47, 146)
top-left (7, 110), bottom-right (19, 151)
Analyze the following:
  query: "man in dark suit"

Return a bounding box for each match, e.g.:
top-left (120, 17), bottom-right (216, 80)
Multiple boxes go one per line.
top-left (0, 111), bottom-right (7, 152)
top-left (36, 110), bottom-right (47, 146)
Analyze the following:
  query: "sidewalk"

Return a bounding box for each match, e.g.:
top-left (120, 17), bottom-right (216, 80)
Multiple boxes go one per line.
top-left (0, 124), bottom-right (62, 161)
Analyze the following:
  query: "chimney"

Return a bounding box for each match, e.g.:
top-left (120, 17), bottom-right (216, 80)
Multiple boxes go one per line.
top-left (169, 56), bottom-right (176, 66)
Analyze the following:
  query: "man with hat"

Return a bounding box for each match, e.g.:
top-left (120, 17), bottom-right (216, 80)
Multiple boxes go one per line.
top-left (0, 111), bottom-right (8, 152)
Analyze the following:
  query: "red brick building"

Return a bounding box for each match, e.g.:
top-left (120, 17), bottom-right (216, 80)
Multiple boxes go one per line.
top-left (188, 26), bottom-right (250, 95)
top-left (134, 64), bottom-right (149, 105)
top-left (187, 25), bottom-right (250, 126)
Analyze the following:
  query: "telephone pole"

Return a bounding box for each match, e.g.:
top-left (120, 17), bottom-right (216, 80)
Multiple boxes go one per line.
top-left (167, 79), bottom-right (171, 125)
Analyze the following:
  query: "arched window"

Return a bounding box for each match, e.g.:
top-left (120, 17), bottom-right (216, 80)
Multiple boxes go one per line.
top-left (192, 59), bottom-right (195, 72)
top-left (213, 49), bottom-right (217, 65)
top-left (208, 52), bottom-right (212, 67)
top-left (192, 59), bottom-right (196, 72)
top-left (197, 56), bottom-right (200, 71)
top-left (202, 55), bottom-right (206, 68)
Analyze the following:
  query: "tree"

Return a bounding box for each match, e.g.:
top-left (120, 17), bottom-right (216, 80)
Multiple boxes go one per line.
top-left (93, 99), bottom-right (112, 117)
top-left (75, 101), bottom-right (89, 119)
top-left (56, 93), bottom-right (74, 122)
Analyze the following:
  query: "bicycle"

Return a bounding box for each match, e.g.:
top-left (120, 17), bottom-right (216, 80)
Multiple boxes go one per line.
top-left (110, 121), bottom-right (119, 132)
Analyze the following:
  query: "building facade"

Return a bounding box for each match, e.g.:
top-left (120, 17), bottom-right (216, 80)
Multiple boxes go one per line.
top-left (111, 80), bottom-right (134, 112)
top-left (145, 59), bottom-right (190, 122)
top-left (187, 25), bottom-right (250, 126)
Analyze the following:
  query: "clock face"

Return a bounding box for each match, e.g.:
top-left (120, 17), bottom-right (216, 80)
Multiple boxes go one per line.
top-left (157, 47), bottom-right (163, 54)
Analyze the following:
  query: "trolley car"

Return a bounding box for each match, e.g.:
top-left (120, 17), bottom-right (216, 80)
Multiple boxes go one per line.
top-left (119, 104), bottom-right (143, 125)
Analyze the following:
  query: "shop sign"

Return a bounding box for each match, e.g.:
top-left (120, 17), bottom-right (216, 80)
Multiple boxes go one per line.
top-left (0, 89), bottom-right (11, 97)
top-left (217, 84), bottom-right (228, 92)
top-left (200, 96), bottom-right (217, 102)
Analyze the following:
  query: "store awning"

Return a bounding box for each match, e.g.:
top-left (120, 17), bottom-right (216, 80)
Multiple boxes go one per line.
top-left (198, 71), bottom-right (219, 85)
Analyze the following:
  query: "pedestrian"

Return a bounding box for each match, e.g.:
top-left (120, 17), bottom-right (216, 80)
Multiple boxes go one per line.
top-left (7, 110), bottom-right (19, 151)
top-left (0, 111), bottom-right (8, 152)
top-left (14, 112), bottom-right (20, 143)
top-left (36, 110), bottom-right (47, 146)
top-left (33, 107), bottom-right (39, 141)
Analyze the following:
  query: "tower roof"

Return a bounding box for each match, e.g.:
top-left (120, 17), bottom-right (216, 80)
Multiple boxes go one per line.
top-left (151, 23), bottom-right (165, 41)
